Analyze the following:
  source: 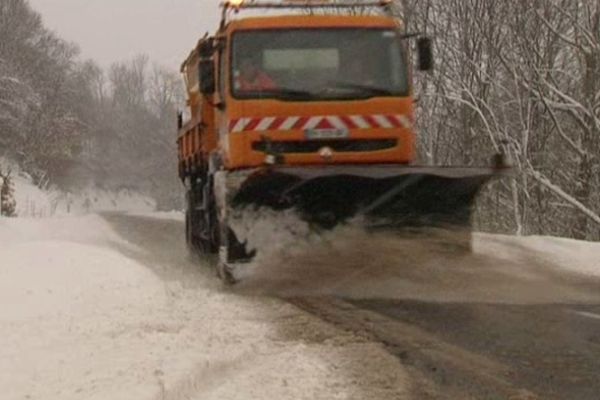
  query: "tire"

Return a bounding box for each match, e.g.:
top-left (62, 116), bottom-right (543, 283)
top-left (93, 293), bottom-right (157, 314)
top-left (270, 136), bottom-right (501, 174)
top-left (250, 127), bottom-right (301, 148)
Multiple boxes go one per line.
top-left (186, 179), bottom-right (221, 256)
top-left (185, 192), bottom-right (200, 259)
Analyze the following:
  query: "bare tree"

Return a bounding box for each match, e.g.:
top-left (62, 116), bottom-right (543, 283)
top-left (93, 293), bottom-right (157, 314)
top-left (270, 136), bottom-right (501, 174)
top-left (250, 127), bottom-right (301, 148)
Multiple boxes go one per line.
top-left (395, 0), bottom-right (600, 240)
top-left (0, 166), bottom-right (17, 217)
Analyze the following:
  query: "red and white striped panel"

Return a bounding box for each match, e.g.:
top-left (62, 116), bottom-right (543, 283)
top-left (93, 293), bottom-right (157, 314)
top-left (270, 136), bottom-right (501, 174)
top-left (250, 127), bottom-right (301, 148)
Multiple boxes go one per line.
top-left (229, 115), bottom-right (412, 133)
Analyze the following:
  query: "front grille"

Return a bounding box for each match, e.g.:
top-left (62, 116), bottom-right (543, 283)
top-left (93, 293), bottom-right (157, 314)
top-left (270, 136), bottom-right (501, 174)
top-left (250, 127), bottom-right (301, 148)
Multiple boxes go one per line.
top-left (252, 139), bottom-right (397, 154)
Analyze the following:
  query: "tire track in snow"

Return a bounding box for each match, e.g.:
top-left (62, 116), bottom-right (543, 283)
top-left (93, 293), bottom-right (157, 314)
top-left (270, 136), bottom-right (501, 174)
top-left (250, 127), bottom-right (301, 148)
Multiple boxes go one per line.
top-left (100, 213), bottom-right (415, 400)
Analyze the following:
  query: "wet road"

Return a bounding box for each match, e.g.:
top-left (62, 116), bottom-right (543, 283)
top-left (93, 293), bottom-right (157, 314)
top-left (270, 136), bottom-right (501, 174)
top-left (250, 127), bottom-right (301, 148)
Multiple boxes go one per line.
top-left (104, 213), bottom-right (600, 399)
top-left (347, 299), bottom-right (600, 399)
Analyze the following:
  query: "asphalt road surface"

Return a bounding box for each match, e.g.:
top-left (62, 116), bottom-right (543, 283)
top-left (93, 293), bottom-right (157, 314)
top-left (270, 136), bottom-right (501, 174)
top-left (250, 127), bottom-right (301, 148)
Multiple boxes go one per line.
top-left (104, 214), bottom-right (600, 400)
top-left (350, 299), bottom-right (600, 400)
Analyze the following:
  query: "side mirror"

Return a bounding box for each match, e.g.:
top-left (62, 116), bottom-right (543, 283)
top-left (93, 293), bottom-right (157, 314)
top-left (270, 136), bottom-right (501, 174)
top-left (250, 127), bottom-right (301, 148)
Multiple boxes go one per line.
top-left (199, 60), bottom-right (215, 95)
top-left (198, 38), bottom-right (214, 58)
top-left (417, 37), bottom-right (433, 71)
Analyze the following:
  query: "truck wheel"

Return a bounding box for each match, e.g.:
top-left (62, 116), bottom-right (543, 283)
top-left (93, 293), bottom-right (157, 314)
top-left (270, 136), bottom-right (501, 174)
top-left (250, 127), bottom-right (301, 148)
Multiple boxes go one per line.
top-left (185, 191), bottom-right (200, 258)
top-left (186, 180), bottom-right (221, 257)
top-left (185, 204), bottom-right (192, 247)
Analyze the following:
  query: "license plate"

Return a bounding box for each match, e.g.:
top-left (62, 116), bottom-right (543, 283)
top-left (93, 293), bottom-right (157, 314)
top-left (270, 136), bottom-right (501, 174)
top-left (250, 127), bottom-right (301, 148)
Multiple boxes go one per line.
top-left (305, 128), bottom-right (349, 140)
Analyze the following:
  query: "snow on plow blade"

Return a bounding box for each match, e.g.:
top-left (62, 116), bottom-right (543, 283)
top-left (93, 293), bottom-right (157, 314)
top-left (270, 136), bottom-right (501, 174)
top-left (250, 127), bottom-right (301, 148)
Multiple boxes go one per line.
top-left (231, 165), bottom-right (502, 231)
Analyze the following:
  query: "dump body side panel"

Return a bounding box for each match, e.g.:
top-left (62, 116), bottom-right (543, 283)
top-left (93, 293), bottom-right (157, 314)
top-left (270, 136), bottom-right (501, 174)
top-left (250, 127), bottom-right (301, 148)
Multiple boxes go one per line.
top-left (178, 38), bottom-right (220, 178)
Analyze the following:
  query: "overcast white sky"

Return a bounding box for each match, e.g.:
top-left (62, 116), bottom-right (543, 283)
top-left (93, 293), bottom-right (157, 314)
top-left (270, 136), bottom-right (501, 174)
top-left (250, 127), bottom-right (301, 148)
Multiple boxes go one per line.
top-left (28, 0), bottom-right (222, 71)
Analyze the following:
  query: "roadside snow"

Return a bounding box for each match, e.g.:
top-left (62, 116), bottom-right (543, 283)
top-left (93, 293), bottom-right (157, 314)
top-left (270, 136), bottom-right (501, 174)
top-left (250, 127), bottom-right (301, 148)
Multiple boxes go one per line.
top-left (51, 187), bottom-right (156, 216)
top-left (1, 158), bottom-right (156, 217)
top-left (11, 173), bottom-right (53, 218)
top-left (127, 210), bottom-right (185, 221)
top-left (476, 233), bottom-right (600, 278)
top-left (0, 215), bottom-right (410, 400)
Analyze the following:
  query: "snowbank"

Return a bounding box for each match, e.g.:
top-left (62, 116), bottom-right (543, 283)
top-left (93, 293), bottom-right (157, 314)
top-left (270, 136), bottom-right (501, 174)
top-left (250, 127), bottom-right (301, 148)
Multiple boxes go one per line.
top-left (1, 158), bottom-right (156, 217)
top-left (476, 233), bottom-right (600, 278)
top-left (51, 187), bottom-right (156, 216)
top-left (12, 173), bottom-right (53, 217)
top-left (127, 210), bottom-right (184, 221)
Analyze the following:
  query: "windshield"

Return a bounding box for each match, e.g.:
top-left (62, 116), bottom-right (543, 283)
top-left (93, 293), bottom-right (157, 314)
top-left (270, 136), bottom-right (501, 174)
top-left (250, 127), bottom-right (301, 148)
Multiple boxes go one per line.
top-left (231, 28), bottom-right (409, 101)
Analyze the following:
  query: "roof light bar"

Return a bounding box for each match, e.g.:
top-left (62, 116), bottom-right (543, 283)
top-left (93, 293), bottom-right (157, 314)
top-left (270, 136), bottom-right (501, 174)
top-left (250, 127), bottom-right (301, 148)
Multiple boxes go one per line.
top-left (224, 0), bottom-right (391, 9)
top-left (219, 0), bottom-right (394, 28)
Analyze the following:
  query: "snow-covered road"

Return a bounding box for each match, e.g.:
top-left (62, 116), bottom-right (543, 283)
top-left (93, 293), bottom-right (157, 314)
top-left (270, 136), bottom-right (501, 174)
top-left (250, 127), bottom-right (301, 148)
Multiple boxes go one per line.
top-left (2, 213), bottom-right (599, 400)
top-left (0, 214), bottom-right (410, 400)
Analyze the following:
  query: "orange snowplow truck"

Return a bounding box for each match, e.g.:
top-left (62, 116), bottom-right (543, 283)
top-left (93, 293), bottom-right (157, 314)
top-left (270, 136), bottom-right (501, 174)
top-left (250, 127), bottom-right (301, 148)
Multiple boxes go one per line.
top-left (177, 0), bottom-right (506, 282)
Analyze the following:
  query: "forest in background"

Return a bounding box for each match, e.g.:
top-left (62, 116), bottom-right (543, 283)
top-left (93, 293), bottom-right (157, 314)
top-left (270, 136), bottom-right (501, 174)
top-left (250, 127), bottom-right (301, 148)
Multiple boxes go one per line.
top-left (0, 0), bottom-right (184, 210)
top-left (1, 0), bottom-right (599, 240)
top-left (394, 0), bottom-right (600, 240)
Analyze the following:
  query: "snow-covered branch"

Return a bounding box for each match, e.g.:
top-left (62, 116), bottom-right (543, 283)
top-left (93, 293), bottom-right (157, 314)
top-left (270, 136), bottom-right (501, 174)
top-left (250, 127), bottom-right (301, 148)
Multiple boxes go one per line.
top-left (529, 167), bottom-right (600, 226)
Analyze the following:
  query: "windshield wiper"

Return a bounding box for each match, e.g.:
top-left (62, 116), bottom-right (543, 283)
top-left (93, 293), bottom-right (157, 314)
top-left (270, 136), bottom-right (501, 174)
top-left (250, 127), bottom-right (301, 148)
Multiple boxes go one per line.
top-left (271, 88), bottom-right (316, 101)
top-left (327, 82), bottom-right (395, 97)
top-left (237, 88), bottom-right (315, 101)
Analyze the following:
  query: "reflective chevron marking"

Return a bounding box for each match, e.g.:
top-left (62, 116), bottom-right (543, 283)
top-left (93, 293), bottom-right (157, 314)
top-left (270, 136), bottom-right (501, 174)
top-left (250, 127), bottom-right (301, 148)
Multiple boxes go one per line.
top-left (229, 115), bottom-right (411, 133)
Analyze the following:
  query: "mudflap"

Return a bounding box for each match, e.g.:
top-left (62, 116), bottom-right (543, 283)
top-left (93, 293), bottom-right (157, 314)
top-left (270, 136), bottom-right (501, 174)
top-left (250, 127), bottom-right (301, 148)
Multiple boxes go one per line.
top-left (216, 165), bottom-right (505, 280)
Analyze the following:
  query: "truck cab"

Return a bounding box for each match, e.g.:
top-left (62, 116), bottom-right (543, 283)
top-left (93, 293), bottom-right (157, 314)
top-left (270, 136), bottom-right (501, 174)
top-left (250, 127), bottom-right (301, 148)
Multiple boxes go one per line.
top-left (178, 7), bottom-right (427, 177)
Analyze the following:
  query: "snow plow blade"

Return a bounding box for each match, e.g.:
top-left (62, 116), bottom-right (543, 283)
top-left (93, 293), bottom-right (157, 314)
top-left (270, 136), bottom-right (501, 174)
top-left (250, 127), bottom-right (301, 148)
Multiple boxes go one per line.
top-left (230, 165), bottom-right (502, 232)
